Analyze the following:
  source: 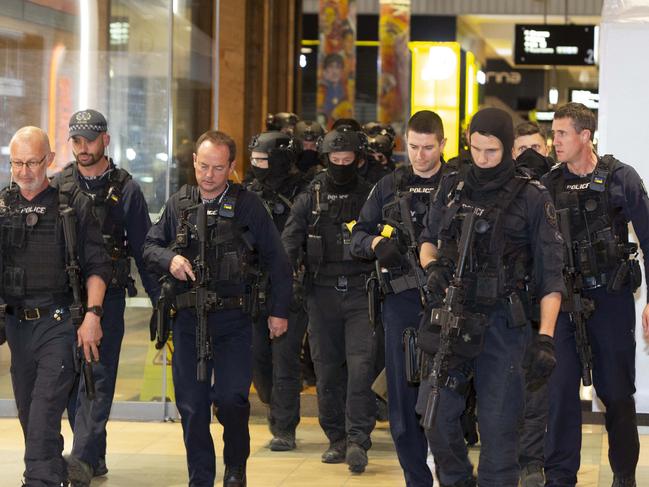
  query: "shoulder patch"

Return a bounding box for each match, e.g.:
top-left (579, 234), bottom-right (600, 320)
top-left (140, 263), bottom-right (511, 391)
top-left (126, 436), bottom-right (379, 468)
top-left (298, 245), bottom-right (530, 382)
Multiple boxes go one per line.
top-left (544, 201), bottom-right (557, 227)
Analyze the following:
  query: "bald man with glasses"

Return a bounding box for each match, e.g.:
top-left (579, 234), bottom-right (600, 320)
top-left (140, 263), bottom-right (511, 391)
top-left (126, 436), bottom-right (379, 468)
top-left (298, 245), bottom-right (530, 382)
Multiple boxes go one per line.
top-left (1, 127), bottom-right (111, 487)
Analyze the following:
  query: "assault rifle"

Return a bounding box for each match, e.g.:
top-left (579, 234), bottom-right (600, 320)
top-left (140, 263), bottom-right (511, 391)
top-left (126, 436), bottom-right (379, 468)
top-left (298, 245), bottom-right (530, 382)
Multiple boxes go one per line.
top-left (556, 208), bottom-right (594, 387)
top-left (422, 211), bottom-right (478, 430)
top-left (398, 195), bottom-right (434, 307)
top-left (60, 206), bottom-right (95, 400)
top-left (194, 203), bottom-right (211, 383)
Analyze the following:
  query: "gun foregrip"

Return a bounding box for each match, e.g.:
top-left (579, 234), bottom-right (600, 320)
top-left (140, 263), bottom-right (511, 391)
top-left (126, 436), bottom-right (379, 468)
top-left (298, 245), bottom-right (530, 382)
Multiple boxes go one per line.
top-left (581, 365), bottom-right (592, 387)
top-left (197, 360), bottom-right (208, 383)
top-left (422, 387), bottom-right (440, 430)
top-left (83, 361), bottom-right (96, 400)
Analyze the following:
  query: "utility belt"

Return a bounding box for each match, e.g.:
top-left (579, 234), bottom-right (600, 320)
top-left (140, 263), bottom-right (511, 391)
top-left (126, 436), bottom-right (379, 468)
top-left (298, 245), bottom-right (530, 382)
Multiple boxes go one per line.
top-left (311, 273), bottom-right (367, 292)
top-left (416, 289), bottom-right (528, 365)
top-left (377, 266), bottom-right (421, 295)
top-left (4, 304), bottom-right (68, 322)
top-left (580, 258), bottom-right (641, 292)
top-left (175, 290), bottom-right (252, 313)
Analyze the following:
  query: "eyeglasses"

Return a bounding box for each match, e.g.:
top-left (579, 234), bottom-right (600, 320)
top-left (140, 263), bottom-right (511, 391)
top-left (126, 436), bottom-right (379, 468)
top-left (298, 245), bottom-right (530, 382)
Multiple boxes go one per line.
top-left (9, 154), bottom-right (48, 170)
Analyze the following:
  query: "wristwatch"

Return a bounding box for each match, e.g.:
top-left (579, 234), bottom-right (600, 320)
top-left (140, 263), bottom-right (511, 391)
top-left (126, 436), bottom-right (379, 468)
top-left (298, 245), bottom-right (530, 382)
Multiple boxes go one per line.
top-left (86, 305), bottom-right (104, 318)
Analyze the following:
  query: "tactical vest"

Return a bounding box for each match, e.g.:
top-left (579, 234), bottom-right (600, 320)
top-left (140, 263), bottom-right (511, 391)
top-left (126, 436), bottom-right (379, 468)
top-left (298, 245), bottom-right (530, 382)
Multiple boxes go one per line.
top-left (381, 166), bottom-right (438, 242)
top-left (436, 171), bottom-right (533, 313)
top-left (0, 185), bottom-right (70, 302)
top-left (306, 176), bottom-right (373, 283)
top-left (246, 176), bottom-right (302, 232)
top-left (172, 184), bottom-right (260, 298)
top-left (546, 156), bottom-right (640, 290)
top-left (58, 163), bottom-right (134, 292)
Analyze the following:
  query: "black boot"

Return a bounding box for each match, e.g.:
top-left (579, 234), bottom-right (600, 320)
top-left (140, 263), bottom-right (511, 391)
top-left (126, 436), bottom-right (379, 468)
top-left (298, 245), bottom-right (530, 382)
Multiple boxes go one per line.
top-left (223, 464), bottom-right (246, 487)
top-left (612, 474), bottom-right (636, 487)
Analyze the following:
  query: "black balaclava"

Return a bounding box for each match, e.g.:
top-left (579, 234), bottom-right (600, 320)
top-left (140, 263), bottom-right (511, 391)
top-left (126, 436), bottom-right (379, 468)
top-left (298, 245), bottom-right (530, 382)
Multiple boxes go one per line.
top-left (467, 107), bottom-right (515, 192)
top-left (326, 159), bottom-right (358, 192)
top-left (516, 147), bottom-right (552, 180)
top-left (297, 150), bottom-right (320, 173)
top-left (260, 150), bottom-right (293, 191)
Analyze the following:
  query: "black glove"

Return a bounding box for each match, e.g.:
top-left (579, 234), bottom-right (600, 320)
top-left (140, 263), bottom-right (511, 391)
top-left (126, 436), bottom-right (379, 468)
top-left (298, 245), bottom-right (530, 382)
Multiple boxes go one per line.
top-left (523, 333), bottom-right (556, 391)
top-left (424, 260), bottom-right (453, 299)
top-left (374, 238), bottom-right (403, 268)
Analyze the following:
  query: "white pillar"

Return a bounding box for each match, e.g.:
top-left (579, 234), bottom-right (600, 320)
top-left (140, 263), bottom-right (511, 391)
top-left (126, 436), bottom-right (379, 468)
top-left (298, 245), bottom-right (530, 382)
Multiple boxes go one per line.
top-left (598, 0), bottom-right (649, 413)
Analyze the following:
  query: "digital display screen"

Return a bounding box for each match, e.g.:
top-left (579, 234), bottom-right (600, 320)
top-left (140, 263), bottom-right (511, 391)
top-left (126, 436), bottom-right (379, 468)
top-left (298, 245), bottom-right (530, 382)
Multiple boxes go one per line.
top-left (515, 24), bottom-right (597, 66)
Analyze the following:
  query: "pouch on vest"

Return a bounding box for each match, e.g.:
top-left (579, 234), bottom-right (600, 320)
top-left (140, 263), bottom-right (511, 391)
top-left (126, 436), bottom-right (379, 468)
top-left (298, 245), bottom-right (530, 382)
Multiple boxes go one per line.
top-left (506, 291), bottom-right (528, 328)
top-left (417, 308), bottom-right (487, 363)
top-left (3, 266), bottom-right (25, 296)
top-left (341, 221), bottom-right (354, 261)
top-left (5, 216), bottom-right (25, 248)
top-left (306, 234), bottom-right (324, 267)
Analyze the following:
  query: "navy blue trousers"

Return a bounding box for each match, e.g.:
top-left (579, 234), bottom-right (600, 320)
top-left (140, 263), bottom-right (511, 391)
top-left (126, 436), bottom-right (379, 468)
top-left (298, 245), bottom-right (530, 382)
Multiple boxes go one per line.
top-left (7, 307), bottom-right (76, 487)
top-left (251, 304), bottom-right (308, 436)
top-left (545, 288), bottom-right (639, 486)
top-left (172, 308), bottom-right (252, 487)
top-left (519, 329), bottom-right (549, 470)
top-left (420, 308), bottom-right (529, 487)
top-left (67, 290), bottom-right (125, 468)
top-left (383, 290), bottom-right (433, 487)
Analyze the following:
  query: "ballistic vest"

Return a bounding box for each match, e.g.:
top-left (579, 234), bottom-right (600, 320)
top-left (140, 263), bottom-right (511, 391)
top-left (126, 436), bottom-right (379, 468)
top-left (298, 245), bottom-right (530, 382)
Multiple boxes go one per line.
top-left (436, 170), bottom-right (532, 310)
top-left (246, 174), bottom-right (304, 232)
top-left (306, 174), bottom-right (373, 278)
top-left (173, 184), bottom-right (259, 296)
top-left (0, 185), bottom-right (70, 302)
top-left (381, 165), bottom-right (439, 244)
top-left (545, 156), bottom-right (638, 289)
top-left (57, 163), bottom-right (133, 290)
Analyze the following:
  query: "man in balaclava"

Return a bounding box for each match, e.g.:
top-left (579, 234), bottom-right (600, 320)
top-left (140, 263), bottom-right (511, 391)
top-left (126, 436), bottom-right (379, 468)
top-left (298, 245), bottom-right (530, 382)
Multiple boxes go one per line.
top-left (294, 120), bottom-right (325, 177)
top-left (281, 126), bottom-right (377, 474)
top-left (512, 120), bottom-right (554, 487)
top-left (513, 121), bottom-right (553, 181)
top-left (417, 107), bottom-right (565, 487)
top-left (246, 130), bottom-right (309, 453)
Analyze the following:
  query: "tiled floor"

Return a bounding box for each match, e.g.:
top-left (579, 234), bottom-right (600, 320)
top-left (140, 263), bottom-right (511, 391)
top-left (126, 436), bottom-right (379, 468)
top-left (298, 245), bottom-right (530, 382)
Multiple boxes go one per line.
top-left (0, 417), bottom-right (647, 486)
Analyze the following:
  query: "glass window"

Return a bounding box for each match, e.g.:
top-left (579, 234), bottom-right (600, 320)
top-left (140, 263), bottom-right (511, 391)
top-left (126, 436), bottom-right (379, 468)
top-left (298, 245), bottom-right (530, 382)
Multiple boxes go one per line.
top-left (0, 0), bottom-right (216, 413)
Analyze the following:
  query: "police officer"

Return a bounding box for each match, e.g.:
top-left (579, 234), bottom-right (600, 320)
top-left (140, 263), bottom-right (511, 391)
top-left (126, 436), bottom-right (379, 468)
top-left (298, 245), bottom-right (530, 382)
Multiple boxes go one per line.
top-left (51, 109), bottom-right (160, 486)
top-left (360, 122), bottom-right (396, 184)
top-left (512, 120), bottom-right (554, 487)
top-left (542, 103), bottom-right (649, 487)
top-left (350, 110), bottom-right (448, 487)
top-left (513, 121), bottom-right (553, 180)
top-left (143, 130), bottom-right (292, 487)
top-left (418, 107), bottom-right (565, 487)
top-left (246, 130), bottom-right (308, 451)
top-left (282, 126), bottom-right (376, 473)
top-left (1, 126), bottom-right (111, 486)
top-left (294, 120), bottom-right (325, 176)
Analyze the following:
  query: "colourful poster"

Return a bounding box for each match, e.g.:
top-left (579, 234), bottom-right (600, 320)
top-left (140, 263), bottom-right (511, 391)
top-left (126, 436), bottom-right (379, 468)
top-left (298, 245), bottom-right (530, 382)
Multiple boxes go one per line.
top-left (378, 0), bottom-right (410, 134)
top-left (317, 0), bottom-right (356, 128)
